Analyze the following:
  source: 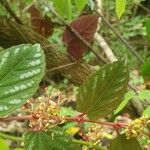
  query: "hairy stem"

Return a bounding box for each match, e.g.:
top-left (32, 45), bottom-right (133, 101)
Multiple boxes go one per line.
top-left (0, 115), bottom-right (32, 122)
top-left (65, 116), bottom-right (126, 129)
top-left (0, 114), bottom-right (126, 129)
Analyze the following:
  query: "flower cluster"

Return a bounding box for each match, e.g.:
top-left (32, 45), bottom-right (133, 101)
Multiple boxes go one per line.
top-left (86, 124), bottom-right (103, 145)
top-left (125, 116), bottom-right (150, 139)
top-left (22, 90), bottom-right (66, 131)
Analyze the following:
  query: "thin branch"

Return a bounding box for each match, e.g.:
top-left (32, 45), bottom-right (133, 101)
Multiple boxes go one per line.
top-left (65, 116), bottom-right (126, 128)
top-left (0, 115), bottom-right (32, 122)
top-left (94, 9), bottom-right (145, 64)
top-left (95, 0), bottom-right (102, 25)
top-left (78, 123), bottom-right (89, 141)
top-left (0, 0), bottom-right (23, 24)
top-left (66, 25), bottom-right (107, 64)
top-left (46, 62), bottom-right (78, 72)
top-left (94, 0), bottom-right (117, 63)
top-left (0, 114), bottom-right (126, 129)
top-left (137, 3), bottom-right (150, 14)
top-left (94, 33), bottom-right (117, 63)
top-left (128, 83), bottom-right (138, 94)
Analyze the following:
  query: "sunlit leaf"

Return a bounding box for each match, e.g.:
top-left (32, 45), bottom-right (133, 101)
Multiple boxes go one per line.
top-left (61, 107), bottom-right (76, 117)
top-left (138, 90), bottom-right (150, 101)
top-left (0, 138), bottom-right (9, 150)
top-left (76, 57), bottom-right (129, 119)
top-left (115, 0), bottom-right (126, 19)
top-left (114, 90), bottom-right (136, 114)
top-left (66, 127), bottom-right (80, 136)
top-left (143, 106), bottom-right (150, 117)
top-left (24, 127), bottom-right (80, 150)
top-left (0, 44), bottom-right (45, 117)
top-left (109, 134), bottom-right (142, 150)
top-left (74, 0), bottom-right (87, 11)
top-left (53, 0), bottom-right (72, 19)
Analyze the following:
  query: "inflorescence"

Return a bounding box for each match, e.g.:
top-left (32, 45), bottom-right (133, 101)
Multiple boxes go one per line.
top-left (125, 116), bottom-right (150, 139)
top-left (22, 90), bottom-right (66, 131)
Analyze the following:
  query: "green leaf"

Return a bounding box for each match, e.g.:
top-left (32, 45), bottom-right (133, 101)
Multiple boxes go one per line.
top-left (61, 107), bottom-right (76, 117)
top-left (145, 18), bottom-right (150, 41)
top-left (115, 0), bottom-right (126, 19)
top-left (114, 90), bottom-right (136, 115)
top-left (0, 138), bottom-right (9, 150)
top-left (138, 90), bottom-right (150, 100)
top-left (53, 0), bottom-right (72, 20)
top-left (24, 127), bottom-right (80, 150)
top-left (109, 134), bottom-right (142, 150)
top-left (0, 44), bottom-right (45, 117)
top-left (76, 57), bottom-right (129, 119)
top-left (74, 0), bottom-right (87, 11)
top-left (63, 122), bottom-right (77, 130)
top-left (141, 58), bottom-right (150, 78)
top-left (143, 106), bottom-right (150, 117)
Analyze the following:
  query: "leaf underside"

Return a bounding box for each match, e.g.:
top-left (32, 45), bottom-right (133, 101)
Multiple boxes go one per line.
top-left (76, 57), bottom-right (129, 119)
top-left (0, 44), bottom-right (45, 117)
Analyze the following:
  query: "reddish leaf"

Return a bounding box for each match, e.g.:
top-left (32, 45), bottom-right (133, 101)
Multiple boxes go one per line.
top-left (62, 15), bottom-right (98, 59)
top-left (28, 5), bottom-right (54, 38)
top-left (68, 38), bottom-right (86, 59)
